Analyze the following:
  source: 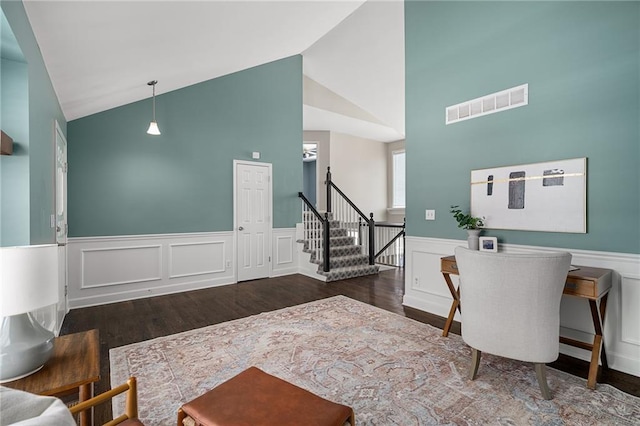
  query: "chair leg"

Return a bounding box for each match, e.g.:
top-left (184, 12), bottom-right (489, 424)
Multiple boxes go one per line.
top-left (535, 363), bottom-right (552, 400)
top-left (126, 377), bottom-right (138, 419)
top-left (469, 348), bottom-right (481, 380)
top-left (347, 410), bottom-right (355, 426)
top-left (177, 408), bottom-right (186, 426)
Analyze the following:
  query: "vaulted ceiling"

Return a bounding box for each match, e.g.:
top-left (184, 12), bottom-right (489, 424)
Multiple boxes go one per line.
top-left (22, 0), bottom-right (404, 142)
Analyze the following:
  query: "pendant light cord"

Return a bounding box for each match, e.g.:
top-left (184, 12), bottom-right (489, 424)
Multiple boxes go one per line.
top-left (148, 80), bottom-right (158, 121)
top-left (152, 83), bottom-right (156, 121)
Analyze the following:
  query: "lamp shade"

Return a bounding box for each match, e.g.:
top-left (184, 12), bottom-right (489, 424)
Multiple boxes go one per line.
top-left (0, 245), bottom-right (59, 317)
top-left (147, 121), bottom-right (161, 135)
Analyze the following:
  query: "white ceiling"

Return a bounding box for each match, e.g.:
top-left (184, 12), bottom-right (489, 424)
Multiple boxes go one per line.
top-left (22, 0), bottom-right (404, 142)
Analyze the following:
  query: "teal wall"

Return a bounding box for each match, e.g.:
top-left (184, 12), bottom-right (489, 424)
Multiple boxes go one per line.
top-left (0, 2), bottom-right (67, 246)
top-left (405, 1), bottom-right (639, 254)
top-left (67, 56), bottom-right (302, 237)
top-left (0, 57), bottom-right (29, 246)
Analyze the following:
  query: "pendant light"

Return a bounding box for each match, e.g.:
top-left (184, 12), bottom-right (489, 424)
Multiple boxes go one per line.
top-left (146, 80), bottom-right (161, 135)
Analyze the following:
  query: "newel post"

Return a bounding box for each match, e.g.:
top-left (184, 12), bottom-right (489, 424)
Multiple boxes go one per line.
top-left (368, 212), bottom-right (375, 265)
top-left (323, 212), bottom-right (330, 272)
top-left (326, 167), bottom-right (332, 213)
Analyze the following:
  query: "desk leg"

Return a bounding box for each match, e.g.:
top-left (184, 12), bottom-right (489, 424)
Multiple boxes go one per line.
top-left (442, 273), bottom-right (461, 337)
top-left (78, 382), bottom-right (94, 426)
top-left (587, 297), bottom-right (606, 390)
top-left (599, 293), bottom-right (609, 370)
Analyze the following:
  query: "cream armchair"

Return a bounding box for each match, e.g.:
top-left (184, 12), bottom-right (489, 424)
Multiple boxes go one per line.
top-left (0, 386), bottom-right (76, 426)
top-left (454, 247), bottom-right (571, 399)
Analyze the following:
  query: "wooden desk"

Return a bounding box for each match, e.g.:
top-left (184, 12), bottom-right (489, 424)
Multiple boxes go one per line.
top-left (4, 329), bottom-right (100, 426)
top-left (440, 255), bottom-right (612, 390)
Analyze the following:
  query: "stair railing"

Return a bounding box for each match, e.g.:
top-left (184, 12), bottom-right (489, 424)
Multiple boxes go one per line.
top-left (371, 219), bottom-right (405, 267)
top-left (298, 192), bottom-right (330, 272)
top-left (326, 167), bottom-right (375, 265)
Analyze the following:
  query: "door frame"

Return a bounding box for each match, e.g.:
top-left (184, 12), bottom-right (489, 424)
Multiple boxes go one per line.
top-left (54, 120), bottom-right (69, 332)
top-left (232, 159), bottom-right (273, 281)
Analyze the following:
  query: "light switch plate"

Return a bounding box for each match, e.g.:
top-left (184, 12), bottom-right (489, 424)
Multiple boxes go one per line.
top-left (425, 209), bottom-right (436, 220)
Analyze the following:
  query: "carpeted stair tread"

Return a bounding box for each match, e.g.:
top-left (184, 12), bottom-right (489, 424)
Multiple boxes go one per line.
top-left (310, 253), bottom-right (370, 268)
top-left (308, 245), bottom-right (363, 263)
top-left (328, 245), bottom-right (362, 257)
top-left (329, 236), bottom-right (355, 246)
top-left (317, 264), bottom-right (380, 282)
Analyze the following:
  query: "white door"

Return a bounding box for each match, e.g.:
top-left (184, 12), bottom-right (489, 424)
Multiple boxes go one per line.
top-left (234, 161), bottom-right (272, 282)
top-left (54, 121), bottom-right (68, 328)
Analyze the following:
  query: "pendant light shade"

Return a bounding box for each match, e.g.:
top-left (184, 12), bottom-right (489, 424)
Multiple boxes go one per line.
top-left (147, 121), bottom-right (161, 136)
top-left (146, 80), bottom-right (161, 135)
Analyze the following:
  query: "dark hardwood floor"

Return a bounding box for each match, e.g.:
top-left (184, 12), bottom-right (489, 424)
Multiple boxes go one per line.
top-left (61, 269), bottom-right (639, 423)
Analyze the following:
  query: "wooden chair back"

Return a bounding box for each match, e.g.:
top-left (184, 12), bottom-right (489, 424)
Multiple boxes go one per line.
top-left (69, 376), bottom-right (141, 426)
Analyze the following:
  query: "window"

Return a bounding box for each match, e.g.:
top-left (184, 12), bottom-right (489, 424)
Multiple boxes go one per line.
top-left (392, 150), bottom-right (405, 208)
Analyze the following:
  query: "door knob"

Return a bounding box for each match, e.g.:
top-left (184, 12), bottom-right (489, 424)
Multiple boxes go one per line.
top-left (238, 226), bottom-right (244, 231)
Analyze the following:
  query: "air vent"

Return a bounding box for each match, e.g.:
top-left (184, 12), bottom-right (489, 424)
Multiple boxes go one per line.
top-left (446, 84), bottom-right (528, 125)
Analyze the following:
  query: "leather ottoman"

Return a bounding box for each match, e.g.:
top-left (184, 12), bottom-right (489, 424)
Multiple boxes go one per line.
top-left (177, 367), bottom-right (354, 426)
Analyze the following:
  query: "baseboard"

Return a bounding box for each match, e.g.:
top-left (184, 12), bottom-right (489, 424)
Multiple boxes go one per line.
top-left (69, 276), bottom-right (234, 309)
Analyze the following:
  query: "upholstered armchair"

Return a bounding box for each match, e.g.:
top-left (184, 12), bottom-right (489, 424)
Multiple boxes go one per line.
top-left (0, 386), bottom-right (76, 425)
top-left (454, 247), bottom-right (571, 399)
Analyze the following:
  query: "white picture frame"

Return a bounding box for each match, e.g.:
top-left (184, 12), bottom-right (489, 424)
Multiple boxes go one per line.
top-left (479, 236), bottom-right (498, 252)
top-left (471, 158), bottom-right (587, 233)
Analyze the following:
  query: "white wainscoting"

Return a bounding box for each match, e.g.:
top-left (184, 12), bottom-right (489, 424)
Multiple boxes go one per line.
top-left (68, 232), bottom-right (235, 308)
top-left (403, 236), bottom-right (640, 377)
top-left (68, 229), bottom-right (302, 309)
top-left (271, 228), bottom-right (298, 277)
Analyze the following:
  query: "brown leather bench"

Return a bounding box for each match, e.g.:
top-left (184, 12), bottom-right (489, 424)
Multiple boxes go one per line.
top-left (177, 366), bottom-right (354, 426)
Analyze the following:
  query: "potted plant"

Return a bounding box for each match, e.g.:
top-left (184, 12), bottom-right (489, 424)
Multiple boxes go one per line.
top-left (450, 205), bottom-right (485, 250)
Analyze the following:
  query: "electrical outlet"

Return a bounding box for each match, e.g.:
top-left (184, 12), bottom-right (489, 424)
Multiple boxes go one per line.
top-left (425, 209), bottom-right (436, 220)
top-left (226, 260), bottom-right (232, 268)
top-left (414, 277), bottom-right (419, 286)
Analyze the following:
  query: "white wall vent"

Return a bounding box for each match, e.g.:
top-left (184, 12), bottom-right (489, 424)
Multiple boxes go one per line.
top-left (446, 84), bottom-right (528, 125)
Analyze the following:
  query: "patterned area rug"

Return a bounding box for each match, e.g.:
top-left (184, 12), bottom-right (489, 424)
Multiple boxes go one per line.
top-left (110, 296), bottom-right (639, 425)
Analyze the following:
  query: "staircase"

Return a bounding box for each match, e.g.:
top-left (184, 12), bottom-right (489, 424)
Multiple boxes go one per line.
top-left (299, 216), bottom-right (379, 282)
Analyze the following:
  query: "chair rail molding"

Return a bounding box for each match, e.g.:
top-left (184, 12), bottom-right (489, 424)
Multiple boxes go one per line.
top-left (404, 236), bottom-right (640, 377)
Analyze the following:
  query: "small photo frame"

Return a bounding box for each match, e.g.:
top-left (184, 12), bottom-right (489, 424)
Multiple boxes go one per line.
top-left (479, 236), bottom-right (498, 252)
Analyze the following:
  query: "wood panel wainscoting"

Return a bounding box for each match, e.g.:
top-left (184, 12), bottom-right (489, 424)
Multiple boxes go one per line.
top-left (59, 270), bottom-right (640, 425)
top-left (66, 229), bottom-right (298, 309)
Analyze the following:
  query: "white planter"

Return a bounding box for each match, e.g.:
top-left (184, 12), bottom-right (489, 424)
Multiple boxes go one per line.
top-left (466, 229), bottom-right (482, 250)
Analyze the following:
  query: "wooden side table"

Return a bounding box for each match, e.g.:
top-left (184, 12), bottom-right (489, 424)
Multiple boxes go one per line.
top-left (440, 255), bottom-right (612, 390)
top-left (4, 329), bottom-right (100, 426)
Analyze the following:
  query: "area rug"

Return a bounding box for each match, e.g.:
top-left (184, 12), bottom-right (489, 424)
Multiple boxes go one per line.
top-left (110, 295), bottom-right (639, 425)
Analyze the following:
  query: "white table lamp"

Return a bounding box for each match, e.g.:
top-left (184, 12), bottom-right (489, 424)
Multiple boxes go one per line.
top-left (0, 244), bottom-right (59, 382)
